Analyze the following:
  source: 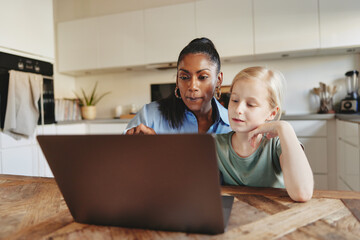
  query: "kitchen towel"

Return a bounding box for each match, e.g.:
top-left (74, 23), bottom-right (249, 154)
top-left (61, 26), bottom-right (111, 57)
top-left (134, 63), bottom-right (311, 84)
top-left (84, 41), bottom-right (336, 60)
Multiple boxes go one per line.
top-left (3, 70), bottom-right (42, 140)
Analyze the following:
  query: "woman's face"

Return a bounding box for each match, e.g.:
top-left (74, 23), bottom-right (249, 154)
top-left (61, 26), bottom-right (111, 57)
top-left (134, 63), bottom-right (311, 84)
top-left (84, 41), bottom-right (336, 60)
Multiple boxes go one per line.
top-left (177, 53), bottom-right (222, 113)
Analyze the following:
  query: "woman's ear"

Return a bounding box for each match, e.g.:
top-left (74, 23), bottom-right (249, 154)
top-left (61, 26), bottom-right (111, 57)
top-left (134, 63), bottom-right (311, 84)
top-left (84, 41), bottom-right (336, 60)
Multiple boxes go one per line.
top-left (217, 72), bottom-right (223, 87)
top-left (267, 106), bottom-right (280, 121)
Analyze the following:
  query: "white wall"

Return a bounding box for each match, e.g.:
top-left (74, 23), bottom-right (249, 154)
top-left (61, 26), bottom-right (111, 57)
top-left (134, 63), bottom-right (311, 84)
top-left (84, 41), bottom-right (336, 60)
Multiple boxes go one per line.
top-left (73, 53), bottom-right (360, 118)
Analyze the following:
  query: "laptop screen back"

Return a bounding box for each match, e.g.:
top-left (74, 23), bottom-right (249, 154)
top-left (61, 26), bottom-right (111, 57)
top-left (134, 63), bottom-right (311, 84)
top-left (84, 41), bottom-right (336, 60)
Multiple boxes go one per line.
top-left (37, 134), bottom-right (226, 234)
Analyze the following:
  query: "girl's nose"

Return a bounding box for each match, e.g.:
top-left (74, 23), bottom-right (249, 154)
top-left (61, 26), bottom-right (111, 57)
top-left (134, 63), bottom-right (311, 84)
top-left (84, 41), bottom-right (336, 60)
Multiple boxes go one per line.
top-left (236, 102), bottom-right (245, 114)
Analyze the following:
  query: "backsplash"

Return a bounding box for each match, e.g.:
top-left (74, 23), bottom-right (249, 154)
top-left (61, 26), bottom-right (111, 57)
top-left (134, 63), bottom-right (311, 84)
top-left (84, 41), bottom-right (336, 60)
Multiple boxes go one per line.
top-left (54, 53), bottom-right (360, 118)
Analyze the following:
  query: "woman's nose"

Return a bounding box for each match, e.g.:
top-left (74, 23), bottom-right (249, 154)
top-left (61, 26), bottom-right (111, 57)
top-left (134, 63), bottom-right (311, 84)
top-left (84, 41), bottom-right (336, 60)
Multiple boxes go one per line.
top-left (188, 77), bottom-right (199, 91)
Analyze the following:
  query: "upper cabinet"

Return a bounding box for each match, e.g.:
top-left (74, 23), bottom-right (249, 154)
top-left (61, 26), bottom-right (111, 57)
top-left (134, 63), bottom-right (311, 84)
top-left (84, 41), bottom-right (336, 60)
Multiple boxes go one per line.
top-left (56, 0), bottom-right (360, 75)
top-left (57, 10), bottom-right (144, 73)
top-left (144, 3), bottom-right (196, 64)
top-left (253, 0), bottom-right (320, 54)
top-left (57, 18), bottom-right (98, 72)
top-left (0, 0), bottom-right (54, 59)
top-left (195, 0), bottom-right (254, 58)
top-left (319, 0), bottom-right (360, 49)
top-left (98, 11), bottom-right (144, 68)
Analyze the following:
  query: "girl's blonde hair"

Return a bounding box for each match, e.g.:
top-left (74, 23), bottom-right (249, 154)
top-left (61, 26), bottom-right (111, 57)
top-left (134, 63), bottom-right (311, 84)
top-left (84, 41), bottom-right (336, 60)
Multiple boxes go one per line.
top-left (230, 66), bottom-right (285, 120)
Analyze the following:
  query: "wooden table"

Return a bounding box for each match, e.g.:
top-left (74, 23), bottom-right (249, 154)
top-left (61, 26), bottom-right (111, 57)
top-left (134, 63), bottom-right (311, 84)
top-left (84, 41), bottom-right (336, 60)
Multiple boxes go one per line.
top-left (1, 174), bottom-right (360, 239)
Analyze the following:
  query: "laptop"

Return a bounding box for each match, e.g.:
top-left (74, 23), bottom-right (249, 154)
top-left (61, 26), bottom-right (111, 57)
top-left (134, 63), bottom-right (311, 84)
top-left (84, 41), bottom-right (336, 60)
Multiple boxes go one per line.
top-left (37, 134), bottom-right (234, 235)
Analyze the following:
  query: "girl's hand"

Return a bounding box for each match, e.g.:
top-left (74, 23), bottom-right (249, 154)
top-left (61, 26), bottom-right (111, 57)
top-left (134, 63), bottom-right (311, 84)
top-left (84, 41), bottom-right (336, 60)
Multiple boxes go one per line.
top-left (248, 121), bottom-right (285, 148)
top-left (125, 123), bottom-right (156, 135)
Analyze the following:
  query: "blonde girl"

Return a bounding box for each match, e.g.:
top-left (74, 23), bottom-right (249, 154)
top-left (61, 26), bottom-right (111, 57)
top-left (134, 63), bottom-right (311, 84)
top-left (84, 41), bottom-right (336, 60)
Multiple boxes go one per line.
top-left (215, 66), bottom-right (314, 202)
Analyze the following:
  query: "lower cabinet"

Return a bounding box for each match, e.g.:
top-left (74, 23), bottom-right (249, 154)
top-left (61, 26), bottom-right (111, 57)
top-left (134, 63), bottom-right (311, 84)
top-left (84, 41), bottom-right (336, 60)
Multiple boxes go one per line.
top-left (87, 123), bottom-right (127, 134)
top-left (287, 119), bottom-right (336, 190)
top-left (1, 146), bottom-right (38, 176)
top-left (0, 122), bottom-right (128, 177)
top-left (336, 120), bottom-right (360, 191)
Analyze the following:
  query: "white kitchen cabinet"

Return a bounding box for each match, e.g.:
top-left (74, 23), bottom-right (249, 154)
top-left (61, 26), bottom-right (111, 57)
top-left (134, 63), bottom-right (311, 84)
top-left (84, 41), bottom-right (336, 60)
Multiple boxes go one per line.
top-left (57, 10), bottom-right (145, 73)
top-left (97, 10), bottom-right (145, 68)
top-left (57, 18), bottom-right (98, 72)
top-left (298, 138), bottom-right (327, 174)
top-left (36, 124), bottom-right (57, 177)
top-left (253, 0), bottom-right (319, 54)
top-left (56, 123), bottom-right (87, 135)
top-left (195, 0), bottom-right (254, 58)
top-left (319, 0), bottom-right (360, 49)
top-left (287, 120), bottom-right (336, 190)
top-left (0, 0), bottom-right (54, 59)
top-left (87, 123), bottom-right (127, 134)
top-left (144, 3), bottom-right (196, 64)
top-left (0, 132), bottom-right (36, 148)
top-left (1, 146), bottom-right (37, 176)
top-left (336, 119), bottom-right (360, 191)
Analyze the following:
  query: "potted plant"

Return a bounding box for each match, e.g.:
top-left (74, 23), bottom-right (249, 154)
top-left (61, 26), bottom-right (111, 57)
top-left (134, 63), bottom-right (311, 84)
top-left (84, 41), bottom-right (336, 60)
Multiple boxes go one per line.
top-left (74, 82), bottom-right (110, 120)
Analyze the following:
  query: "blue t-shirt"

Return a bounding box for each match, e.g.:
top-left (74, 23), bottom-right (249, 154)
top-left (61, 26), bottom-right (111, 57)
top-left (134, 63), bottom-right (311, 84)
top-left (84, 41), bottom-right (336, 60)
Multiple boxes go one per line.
top-left (125, 98), bottom-right (231, 134)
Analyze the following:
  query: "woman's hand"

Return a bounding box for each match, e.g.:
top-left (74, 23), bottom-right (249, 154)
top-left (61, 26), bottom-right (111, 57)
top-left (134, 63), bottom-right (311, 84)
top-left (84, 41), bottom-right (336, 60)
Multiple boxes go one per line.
top-left (125, 123), bottom-right (156, 135)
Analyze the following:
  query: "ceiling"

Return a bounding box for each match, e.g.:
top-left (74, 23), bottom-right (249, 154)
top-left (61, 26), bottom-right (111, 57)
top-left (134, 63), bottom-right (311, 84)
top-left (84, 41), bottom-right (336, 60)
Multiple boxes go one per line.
top-left (54, 0), bottom-right (195, 22)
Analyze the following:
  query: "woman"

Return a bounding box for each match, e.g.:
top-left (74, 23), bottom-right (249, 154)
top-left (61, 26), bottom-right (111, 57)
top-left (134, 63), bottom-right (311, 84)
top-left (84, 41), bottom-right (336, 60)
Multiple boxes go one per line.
top-left (125, 38), bottom-right (231, 134)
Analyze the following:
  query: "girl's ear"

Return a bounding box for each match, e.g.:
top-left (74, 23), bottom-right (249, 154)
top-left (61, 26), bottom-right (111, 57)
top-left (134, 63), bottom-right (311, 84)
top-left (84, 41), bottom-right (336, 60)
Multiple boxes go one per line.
top-left (266, 106), bottom-right (280, 121)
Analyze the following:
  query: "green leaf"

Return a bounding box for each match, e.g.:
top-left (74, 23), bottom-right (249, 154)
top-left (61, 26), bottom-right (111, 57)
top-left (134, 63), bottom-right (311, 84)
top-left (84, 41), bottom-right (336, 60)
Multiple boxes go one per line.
top-left (81, 88), bottom-right (90, 105)
top-left (92, 91), bottom-right (111, 105)
top-left (73, 81), bottom-right (110, 106)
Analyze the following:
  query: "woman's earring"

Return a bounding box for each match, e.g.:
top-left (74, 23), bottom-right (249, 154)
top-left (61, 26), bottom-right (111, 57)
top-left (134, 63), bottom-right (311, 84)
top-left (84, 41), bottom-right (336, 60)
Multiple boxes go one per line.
top-left (214, 86), bottom-right (221, 100)
top-left (174, 87), bottom-right (182, 99)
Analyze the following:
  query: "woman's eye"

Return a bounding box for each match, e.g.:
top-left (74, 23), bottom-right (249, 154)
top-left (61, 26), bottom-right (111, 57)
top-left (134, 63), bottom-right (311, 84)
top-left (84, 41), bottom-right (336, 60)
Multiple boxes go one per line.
top-left (198, 75), bottom-right (208, 80)
top-left (179, 76), bottom-right (189, 80)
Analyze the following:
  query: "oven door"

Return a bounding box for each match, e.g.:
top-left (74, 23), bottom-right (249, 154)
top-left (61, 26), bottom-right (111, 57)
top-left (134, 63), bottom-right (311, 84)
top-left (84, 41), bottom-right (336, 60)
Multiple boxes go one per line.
top-left (38, 77), bottom-right (56, 125)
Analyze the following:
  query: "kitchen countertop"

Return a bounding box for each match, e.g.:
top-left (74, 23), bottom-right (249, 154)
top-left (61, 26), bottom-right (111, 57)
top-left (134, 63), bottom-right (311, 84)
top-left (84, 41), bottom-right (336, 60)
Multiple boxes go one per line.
top-left (1, 174), bottom-right (360, 239)
top-left (55, 113), bottom-right (360, 125)
top-left (56, 118), bottom-right (132, 125)
top-left (281, 113), bottom-right (336, 120)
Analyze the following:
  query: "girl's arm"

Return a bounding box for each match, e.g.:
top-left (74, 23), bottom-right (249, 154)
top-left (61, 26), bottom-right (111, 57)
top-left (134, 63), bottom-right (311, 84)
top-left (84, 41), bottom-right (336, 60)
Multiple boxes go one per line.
top-left (249, 121), bottom-right (314, 202)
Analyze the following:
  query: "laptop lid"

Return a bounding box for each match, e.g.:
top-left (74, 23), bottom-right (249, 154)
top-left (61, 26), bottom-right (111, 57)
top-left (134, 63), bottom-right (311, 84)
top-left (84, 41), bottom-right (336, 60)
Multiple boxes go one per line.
top-left (37, 134), bottom-right (230, 235)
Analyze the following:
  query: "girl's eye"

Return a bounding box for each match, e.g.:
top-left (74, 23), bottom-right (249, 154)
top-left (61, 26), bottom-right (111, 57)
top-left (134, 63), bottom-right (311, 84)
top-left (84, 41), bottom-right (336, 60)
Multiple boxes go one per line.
top-left (230, 98), bottom-right (239, 103)
top-left (247, 103), bottom-right (256, 107)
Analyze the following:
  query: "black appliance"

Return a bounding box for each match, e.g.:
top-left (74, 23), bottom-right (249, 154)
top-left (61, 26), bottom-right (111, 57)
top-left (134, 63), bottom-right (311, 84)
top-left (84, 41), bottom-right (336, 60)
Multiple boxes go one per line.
top-left (340, 70), bottom-right (359, 113)
top-left (0, 52), bottom-right (55, 129)
top-left (151, 83), bottom-right (176, 102)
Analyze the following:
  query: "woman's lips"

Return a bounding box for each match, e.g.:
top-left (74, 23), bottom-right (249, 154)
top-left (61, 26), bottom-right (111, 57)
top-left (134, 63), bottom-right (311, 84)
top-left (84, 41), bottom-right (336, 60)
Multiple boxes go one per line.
top-left (186, 97), bottom-right (202, 102)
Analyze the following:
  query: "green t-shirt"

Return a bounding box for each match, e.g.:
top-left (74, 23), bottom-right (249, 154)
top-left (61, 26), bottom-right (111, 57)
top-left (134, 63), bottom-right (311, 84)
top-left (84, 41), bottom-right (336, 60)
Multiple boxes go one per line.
top-left (215, 131), bottom-right (285, 188)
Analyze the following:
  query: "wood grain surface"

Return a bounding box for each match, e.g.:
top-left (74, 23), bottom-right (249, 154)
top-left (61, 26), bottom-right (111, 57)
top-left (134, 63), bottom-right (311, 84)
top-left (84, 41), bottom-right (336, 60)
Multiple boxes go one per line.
top-left (1, 174), bottom-right (359, 239)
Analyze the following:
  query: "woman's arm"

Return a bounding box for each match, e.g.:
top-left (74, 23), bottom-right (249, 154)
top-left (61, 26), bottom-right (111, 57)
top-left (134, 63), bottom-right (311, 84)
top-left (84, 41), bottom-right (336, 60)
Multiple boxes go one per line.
top-left (126, 123), bottom-right (156, 135)
top-left (124, 103), bottom-right (157, 135)
top-left (248, 121), bottom-right (314, 202)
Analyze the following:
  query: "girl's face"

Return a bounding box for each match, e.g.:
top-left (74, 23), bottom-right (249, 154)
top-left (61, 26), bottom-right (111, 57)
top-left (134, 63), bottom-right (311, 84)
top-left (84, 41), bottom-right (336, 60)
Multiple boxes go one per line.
top-left (177, 53), bottom-right (222, 113)
top-left (228, 78), bottom-right (276, 133)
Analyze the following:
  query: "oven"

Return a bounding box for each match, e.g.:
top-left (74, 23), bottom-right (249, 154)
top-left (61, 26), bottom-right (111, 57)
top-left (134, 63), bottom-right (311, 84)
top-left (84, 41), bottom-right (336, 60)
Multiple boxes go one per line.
top-left (0, 51), bottom-right (55, 129)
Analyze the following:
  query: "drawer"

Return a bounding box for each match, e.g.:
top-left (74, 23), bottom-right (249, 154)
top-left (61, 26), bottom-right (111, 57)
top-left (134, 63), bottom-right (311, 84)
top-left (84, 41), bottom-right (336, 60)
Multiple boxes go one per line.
top-left (56, 123), bottom-right (87, 135)
top-left (287, 120), bottom-right (327, 137)
top-left (1, 146), bottom-right (37, 176)
top-left (342, 121), bottom-right (359, 147)
top-left (87, 123), bottom-right (128, 134)
top-left (337, 177), bottom-right (352, 191)
top-left (0, 132), bottom-right (37, 148)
